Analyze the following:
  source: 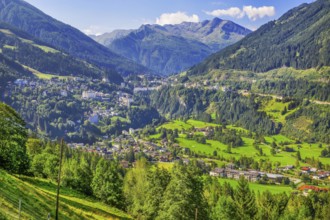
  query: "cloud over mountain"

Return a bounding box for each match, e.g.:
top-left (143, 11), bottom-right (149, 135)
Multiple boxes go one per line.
top-left (206, 5), bottom-right (275, 21)
top-left (156, 11), bottom-right (199, 25)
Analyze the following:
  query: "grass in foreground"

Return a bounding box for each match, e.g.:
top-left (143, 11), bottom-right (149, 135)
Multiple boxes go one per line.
top-left (0, 169), bottom-right (131, 220)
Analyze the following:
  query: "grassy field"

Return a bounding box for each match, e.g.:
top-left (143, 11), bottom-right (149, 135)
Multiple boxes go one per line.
top-left (23, 65), bottom-right (70, 80)
top-left (176, 134), bottom-right (325, 166)
top-left (156, 119), bottom-right (330, 167)
top-left (33, 44), bottom-right (59, 53)
top-left (0, 169), bottom-right (131, 220)
top-left (159, 120), bottom-right (193, 130)
top-left (217, 178), bottom-right (293, 194)
top-left (159, 119), bottom-right (248, 132)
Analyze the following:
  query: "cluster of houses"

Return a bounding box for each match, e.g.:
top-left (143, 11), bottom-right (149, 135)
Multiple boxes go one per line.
top-left (300, 166), bottom-right (330, 180)
top-left (67, 129), bottom-right (177, 164)
top-left (210, 166), bottom-right (285, 183)
top-left (210, 164), bottom-right (330, 184)
top-left (82, 90), bottom-right (111, 101)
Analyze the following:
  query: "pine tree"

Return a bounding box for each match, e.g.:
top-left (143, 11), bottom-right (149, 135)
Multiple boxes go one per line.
top-left (92, 159), bottom-right (124, 209)
top-left (234, 176), bottom-right (257, 219)
top-left (143, 167), bottom-right (171, 220)
top-left (156, 163), bottom-right (208, 220)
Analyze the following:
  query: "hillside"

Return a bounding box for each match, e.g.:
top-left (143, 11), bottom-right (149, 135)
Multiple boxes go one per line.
top-left (0, 22), bottom-right (124, 83)
top-left (0, 0), bottom-right (150, 76)
top-left (93, 18), bottom-right (251, 75)
top-left (188, 0), bottom-right (330, 75)
top-left (0, 169), bottom-right (131, 220)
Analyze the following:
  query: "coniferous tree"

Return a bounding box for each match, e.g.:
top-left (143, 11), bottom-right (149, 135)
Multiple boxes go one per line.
top-left (234, 176), bottom-right (257, 219)
top-left (157, 163), bottom-right (208, 220)
top-left (92, 159), bottom-right (125, 209)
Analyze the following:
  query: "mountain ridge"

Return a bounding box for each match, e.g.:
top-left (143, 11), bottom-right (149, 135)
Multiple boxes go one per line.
top-left (188, 0), bottom-right (330, 75)
top-left (0, 21), bottom-right (125, 83)
top-left (0, 0), bottom-right (151, 76)
top-left (93, 18), bottom-right (251, 75)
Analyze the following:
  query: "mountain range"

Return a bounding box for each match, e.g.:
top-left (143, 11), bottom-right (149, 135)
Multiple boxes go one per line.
top-left (188, 0), bottom-right (330, 75)
top-left (92, 18), bottom-right (251, 75)
top-left (0, 0), bottom-right (150, 76)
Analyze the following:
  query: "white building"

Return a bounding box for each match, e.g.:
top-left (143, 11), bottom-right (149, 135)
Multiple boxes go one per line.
top-left (60, 90), bottom-right (68, 97)
top-left (82, 91), bottom-right (96, 99)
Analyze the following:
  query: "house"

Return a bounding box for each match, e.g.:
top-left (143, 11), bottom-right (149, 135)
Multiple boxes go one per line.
top-left (301, 167), bottom-right (310, 174)
top-left (60, 90), bottom-right (68, 97)
top-left (14, 79), bottom-right (28, 86)
top-left (120, 160), bottom-right (129, 168)
top-left (210, 168), bottom-right (225, 177)
top-left (283, 165), bottom-right (294, 171)
top-left (264, 173), bottom-right (284, 183)
top-left (82, 90), bottom-right (96, 99)
top-left (102, 77), bottom-right (109, 83)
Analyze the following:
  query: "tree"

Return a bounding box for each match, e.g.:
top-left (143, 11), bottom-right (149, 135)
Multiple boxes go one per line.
top-left (0, 103), bottom-right (29, 173)
top-left (271, 148), bottom-right (276, 156)
top-left (143, 167), bottom-right (171, 219)
top-left (296, 151), bottom-right (302, 161)
top-left (124, 158), bottom-right (149, 218)
top-left (157, 163), bottom-right (208, 220)
top-left (212, 196), bottom-right (238, 220)
top-left (234, 176), bottom-right (257, 219)
top-left (92, 159), bottom-right (125, 209)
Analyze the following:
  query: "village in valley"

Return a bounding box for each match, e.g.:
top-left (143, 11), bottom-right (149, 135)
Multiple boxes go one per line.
top-left (2, 73), bottom-right (330, 195)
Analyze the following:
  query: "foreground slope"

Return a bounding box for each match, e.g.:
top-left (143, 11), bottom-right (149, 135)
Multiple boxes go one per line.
top-left (189, 0), bottom-right (330, 75)
top-left (0, 169), bottom-right (131, 220)
top-left (0, 0), bottom-right (150, 76)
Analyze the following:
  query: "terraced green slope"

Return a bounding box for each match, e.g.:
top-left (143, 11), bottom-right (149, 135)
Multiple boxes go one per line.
top-left (0, 169), bottom-right (131, 220)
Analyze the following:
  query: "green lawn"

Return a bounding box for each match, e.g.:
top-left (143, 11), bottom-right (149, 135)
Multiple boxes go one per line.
top-left (259, 98), bottom-right (301, 123)
top-left (33, 44), bottom-right (59, 53)
top-left (159, 120), bottom-right (193, 130)
top-left (186, 119), bottom-right (218, 128)
top-left (112, 116), bottom-right (129, 123)
top-left (217, 178), bottom-right (293, 194)
top-left (3, 44), bottom-right (16, 50)
top-left (23, 65), bottom-right (70, 80)
top-left (0, 169), bottom-right (131, 220)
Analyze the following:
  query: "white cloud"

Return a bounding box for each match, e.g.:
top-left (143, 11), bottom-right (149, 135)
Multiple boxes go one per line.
top-left (205, 7), bottom-right (244, 19)
top-left (156, 11), bottom-right (199, 26)
top-left (206, 5), bottom-right (275, 21)
top-left (243, 6), bottom-right (275, 21)
top-left (82, 25), bottom-right (105, 36)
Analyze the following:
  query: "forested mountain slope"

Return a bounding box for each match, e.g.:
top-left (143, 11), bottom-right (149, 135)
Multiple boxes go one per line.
top-left (189, 0), bottom-right (330, 75)
top-left (0, 0), bottom-right (150, 76)
top-left (0, 22), bottom-right (125, 83)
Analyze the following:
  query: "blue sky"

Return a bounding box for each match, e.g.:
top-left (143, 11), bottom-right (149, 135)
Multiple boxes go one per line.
top-left (24, 0), bottom-right (314, 35)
